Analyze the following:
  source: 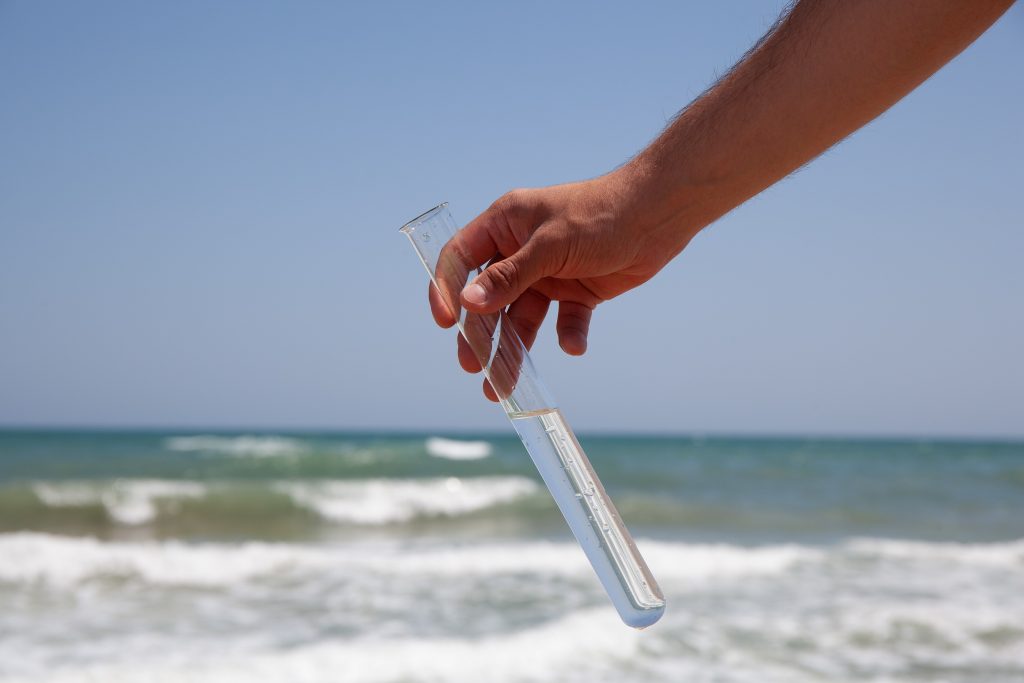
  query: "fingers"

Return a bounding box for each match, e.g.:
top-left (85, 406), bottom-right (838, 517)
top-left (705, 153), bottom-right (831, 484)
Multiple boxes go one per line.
top-left (428, 283), bottom-right (456, 328)
top-left (462, 237), bottom-right (558, 315)
top-left (429, 188), bottom-right (569, 402)
top-left (449, 193), bottom-right (558, 316)
top-left (433, 197), bottom-right (517, 330)
top-left (505, 288), bottom-right (550, 351)
top-left (478, 289), bottom-right (549, 402)
top-left (457, 332), bottom-right (481, 373)
top-left (556, 300), bottom-right (593, 356)
top-left (449, 191), bottom-right (531, 270)
top-left (482, 377), bottom-right (499, 403)
top-left (455, 289), bottom-right (549, 376)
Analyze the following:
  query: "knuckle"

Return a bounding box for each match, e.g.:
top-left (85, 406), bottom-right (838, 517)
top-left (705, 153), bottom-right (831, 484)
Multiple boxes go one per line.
top-left (497, 188), bottom-right (526, 210)
top-left (493, 189), bottom-right (533, 225)
top-left (487, 259), bottom-right (521, 293)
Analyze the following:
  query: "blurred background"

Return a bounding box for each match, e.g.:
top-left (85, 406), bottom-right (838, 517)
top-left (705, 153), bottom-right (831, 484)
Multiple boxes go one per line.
top-left (1, 2), bottom-right (1022, 682)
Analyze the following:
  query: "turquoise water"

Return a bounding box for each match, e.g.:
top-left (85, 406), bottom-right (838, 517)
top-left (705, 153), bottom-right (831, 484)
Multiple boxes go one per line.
top-left (1, 429), bottom-right (1023, 681)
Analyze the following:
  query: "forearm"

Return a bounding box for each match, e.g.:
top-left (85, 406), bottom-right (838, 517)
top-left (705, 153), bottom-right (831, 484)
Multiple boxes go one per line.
top-left (617, 0), bottom-right (1014, 247)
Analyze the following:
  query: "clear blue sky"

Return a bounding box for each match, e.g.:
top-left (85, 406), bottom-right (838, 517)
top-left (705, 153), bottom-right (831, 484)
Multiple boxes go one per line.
top-left (1, 1), bottom-right (1021, 437)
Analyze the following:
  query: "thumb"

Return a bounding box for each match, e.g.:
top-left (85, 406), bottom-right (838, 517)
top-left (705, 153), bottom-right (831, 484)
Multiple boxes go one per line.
top-left (461, 239), bottom-right (555, 313)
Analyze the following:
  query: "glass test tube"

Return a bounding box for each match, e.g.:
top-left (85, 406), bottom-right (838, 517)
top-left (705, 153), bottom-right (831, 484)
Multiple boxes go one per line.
top-left (400, 203), bottom-right (665, 629)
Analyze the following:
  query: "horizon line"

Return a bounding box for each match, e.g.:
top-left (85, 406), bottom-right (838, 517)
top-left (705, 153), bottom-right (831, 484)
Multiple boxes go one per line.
top-left (0, 422), bottom-right (1022, 445)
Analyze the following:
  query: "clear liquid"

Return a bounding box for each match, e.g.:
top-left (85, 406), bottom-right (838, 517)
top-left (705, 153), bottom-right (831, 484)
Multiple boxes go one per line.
top-left (509, 408), bottom-right (665, 629)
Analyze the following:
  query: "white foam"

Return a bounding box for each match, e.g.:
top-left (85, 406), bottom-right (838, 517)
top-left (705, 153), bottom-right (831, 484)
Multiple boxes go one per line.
top-left (0, 532), bottom-right (818, 589)
top-left (275, 476), bottom-right (538, 524)
top-left (0, 608), bottom-right (637, 683)
top-left (846, 537), bottom-right (1024, 566)
top-left (3, 535), bottom-right (1022, 683)
top-left (643, 540), bottom-right (820, 581)
top-left (32, 480), bottom-right (206, 525)
top-left (29, 476), bottom-right (541, 527)
top-left (31, 482), bottom-right (99, 507)
top-left (0, 533), bottom-right (321, 587)
top-left (164, 435), bottom-right (305, 457)
top-left (380, 539), bottom-right (819, 581)
top-left (425, 436), bottom-right (493, 460)
top-left (6, 531), bottom-right (1017, 597)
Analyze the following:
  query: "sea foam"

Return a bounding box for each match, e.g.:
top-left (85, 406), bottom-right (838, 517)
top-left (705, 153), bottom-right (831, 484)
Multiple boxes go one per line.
top-left (3, 533), bottom-right (1022, 683)
top-left (273, 476), bottom-right (538, 524)
top-left (164, 435), bottom-right (305, 457)
top-left (32, 480), bottom-right (206, 525)
top-left (0, 533), bottom-right (325, 587)
top-left (846, 537), bottom-right (1024, 566)
top-left (25, 476), bottom-right (542, 527)
top-left (424, 437), bottom-right (493, 460)
top-left (0, 608), bottom-right (638, 683)
top-left (0, 532), bottom-right (821, 589)
top-left (7, 532), bottom-right (1020, 592)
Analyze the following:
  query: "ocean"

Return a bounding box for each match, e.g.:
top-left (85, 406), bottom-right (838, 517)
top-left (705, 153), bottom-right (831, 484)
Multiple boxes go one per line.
top-left (0, 429), bottom-right (1022, 682)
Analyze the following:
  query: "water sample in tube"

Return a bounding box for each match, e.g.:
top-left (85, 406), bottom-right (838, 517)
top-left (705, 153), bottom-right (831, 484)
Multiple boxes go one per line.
top-left (400, 203), bottom-right (665, 629)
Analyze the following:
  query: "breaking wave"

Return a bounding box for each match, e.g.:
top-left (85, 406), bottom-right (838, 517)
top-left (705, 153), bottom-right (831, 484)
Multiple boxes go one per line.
top-left (425, 437), bottom-right (493, 460)
top-left (32, 480), bottom-right (206, 525)
top-left (273, 476), bottom-right (536, 524)
top-left (2, 534), bottom-right (1021, 683)
top-left (0, 532), bottom-right (816, 588)
top-left (15, 476), bottom-right (541, 528)
top-left (164, 435), bottom-right (306, 457)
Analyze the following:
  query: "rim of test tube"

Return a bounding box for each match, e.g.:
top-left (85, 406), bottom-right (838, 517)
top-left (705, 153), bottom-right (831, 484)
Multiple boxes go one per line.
top-left (399, 202), bottom-right (449, 234)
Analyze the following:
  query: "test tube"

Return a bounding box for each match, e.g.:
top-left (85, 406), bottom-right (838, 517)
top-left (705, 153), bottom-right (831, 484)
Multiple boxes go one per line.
top-left (400, 203), bottom-right (665, 629)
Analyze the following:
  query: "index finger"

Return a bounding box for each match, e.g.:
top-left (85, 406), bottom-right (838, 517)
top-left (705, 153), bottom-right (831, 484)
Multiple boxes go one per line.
top-left (428, 282), bottom-right (456, 328)
top-left (432, 207), bottom-right (504, 330)
top-left (438, 192), bottom-right (533, 282)
top-left (443, 203), bottom-right (503, 272)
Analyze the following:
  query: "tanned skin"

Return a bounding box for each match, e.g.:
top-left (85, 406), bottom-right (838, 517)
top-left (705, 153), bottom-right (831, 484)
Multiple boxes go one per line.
top-left (428, 0), bottom-right (1015, 401)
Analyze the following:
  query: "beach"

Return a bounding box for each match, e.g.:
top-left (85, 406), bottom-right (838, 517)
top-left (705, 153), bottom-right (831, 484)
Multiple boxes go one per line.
top-left (1, 429), bottom-right (1022, 682)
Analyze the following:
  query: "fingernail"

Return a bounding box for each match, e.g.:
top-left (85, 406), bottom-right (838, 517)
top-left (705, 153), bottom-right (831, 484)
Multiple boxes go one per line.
top-left (463, 283), bottom-right (487, 306)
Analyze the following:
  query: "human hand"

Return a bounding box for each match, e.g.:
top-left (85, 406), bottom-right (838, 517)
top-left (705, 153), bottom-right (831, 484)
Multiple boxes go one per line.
top-left (429, 169), bottom-right (699, 401)
top-left (427, 0), bottom-right (1013, 404)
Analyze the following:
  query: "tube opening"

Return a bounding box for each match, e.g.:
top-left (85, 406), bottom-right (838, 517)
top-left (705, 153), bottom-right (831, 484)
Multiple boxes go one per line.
top-left (399, 202), bottom-right (449, 234)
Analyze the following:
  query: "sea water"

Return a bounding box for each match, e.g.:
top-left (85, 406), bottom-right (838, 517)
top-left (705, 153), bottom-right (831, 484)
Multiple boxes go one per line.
top-left (2, 429), bottom-right (1023, 682)
top-left (510, 408), bottom-right (665, 628)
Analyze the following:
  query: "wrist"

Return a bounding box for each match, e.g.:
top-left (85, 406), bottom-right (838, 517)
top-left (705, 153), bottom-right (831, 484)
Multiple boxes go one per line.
top-left (603, 152), bottom-right (720, 255)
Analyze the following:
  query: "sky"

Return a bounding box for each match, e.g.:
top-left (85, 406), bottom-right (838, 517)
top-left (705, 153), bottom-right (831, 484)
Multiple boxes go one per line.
top-left (1, 1), bottom-right (1021, 437)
